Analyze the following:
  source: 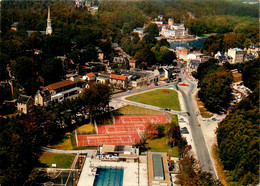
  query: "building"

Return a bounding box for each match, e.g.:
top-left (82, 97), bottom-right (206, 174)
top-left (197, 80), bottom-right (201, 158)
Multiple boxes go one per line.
top-left (168, 18), bottom-right (174, 26)
top-left (34, 90), bottom-right (51, 106)
top-left (113, 57), bottom-right (126, 64)
top-left (17, 95), bottom-right (34, 114)
top-left (147, 152), bottom-right (171, 186)
top-left (98, 145), bottom-right (139, 162)
top-left (129, 59), bottom-right (136, 68)
top-left (160, 23), bottom-right (189, 39)
top-left (189, 60), bottom-right (201, 71)
top-left (11, 22), bottom-right (19, 31)
top-left (133, 27), bottom-right (145, 38)
top-left (110, 74), bottom-right (128, 89)
top-left (228, 48), bottom-right (246, 64)
top-left (66, 73), bottom-right (79, 83)
top-left (176, 47), bottom-right (188, 60)
top-left (41, 80), bottom-right (82, 102)
top-left (46, 6), bottom-right (52, 35)
top-left (82, 72), bottom-right (96, 81)
top-left (96, 74), bottom-right (110, 84)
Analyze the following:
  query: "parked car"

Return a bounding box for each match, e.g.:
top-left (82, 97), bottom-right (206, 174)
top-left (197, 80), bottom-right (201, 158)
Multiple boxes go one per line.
top-left (188, 145), bottom-right (192, 149)
top-left (181, 127), bottom-right (189, 134)
top-left (212, 118), bottom-right (217, 121)
top-left (164, 108), bottom-right (171, 111)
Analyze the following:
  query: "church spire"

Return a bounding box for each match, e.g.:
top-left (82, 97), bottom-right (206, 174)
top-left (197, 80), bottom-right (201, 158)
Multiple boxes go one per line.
top-left (46, 6), bottom-right (52, 35)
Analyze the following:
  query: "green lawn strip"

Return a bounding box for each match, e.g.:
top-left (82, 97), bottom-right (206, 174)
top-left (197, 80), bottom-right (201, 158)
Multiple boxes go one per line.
top-left (148, 136), bottom-right (179, 157)
top-left (49, 132), bottom-right (74, 150)
top-left (113, 105), bottom-right (165, 116)
top-left (126, 89), bottom-right (180, 111)
top-left (39, 152), bottom-right (75, 168)
top-left (77, 123), bottom-right (96, 134)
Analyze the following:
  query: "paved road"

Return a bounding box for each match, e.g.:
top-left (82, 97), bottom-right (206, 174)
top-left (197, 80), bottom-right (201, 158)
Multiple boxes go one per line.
top-left (178, 70), bottom-right (217, 179)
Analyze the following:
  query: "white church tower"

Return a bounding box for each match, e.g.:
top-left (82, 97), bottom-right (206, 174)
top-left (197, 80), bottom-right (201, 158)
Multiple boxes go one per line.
top-left (46, 6), bottom-right (52, 35)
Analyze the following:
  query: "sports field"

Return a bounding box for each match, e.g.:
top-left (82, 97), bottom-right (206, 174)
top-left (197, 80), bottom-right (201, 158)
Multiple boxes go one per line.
top-left (125, 89), bottom-right (180, 111)
top-left (77, 114), bottom-right (170, 147)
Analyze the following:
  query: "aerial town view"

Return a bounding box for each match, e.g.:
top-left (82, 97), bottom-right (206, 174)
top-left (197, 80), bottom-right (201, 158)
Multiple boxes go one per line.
top-left (0, 0), bottom-right (259, 185)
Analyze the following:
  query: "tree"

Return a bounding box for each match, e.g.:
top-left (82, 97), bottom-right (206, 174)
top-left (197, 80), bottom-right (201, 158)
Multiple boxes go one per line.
top-left (156, 125), bottom-right (165, 138)
top-left (79, 44), bottom-right (98, 64)
top-left (198, 67), bottom-right (233, 112)
top-left (216, 88), bottom-right (259, 185)
top-left (80, 83), bottom-right (111, 121)
top-left (176, 149), bottom-right (221, 185)
top-left (133, 137), bottom-right (149, 154)
top-left (145, 23), bottom-right (159, 37)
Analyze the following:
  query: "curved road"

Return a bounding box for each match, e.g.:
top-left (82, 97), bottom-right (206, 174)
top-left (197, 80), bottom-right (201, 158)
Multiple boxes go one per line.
top-left (178, 71), bottom-right (217, 179)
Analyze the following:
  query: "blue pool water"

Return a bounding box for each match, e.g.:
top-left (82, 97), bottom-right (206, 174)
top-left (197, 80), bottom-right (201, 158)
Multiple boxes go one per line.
top-left (93, 167), bottom-right (124, 186)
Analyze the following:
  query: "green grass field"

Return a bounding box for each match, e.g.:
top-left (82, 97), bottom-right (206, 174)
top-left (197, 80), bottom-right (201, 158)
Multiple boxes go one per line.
top-left (39, 152), bottom-right (75, 168)
top-left (148, 136), bottom-right (179, 157)
top-left (126, 89), bottom-right (180, 111)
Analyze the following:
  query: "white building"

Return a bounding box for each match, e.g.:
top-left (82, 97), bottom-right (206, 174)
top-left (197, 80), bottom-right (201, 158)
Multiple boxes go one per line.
top-left (228, 48), bottom-right (247, 64)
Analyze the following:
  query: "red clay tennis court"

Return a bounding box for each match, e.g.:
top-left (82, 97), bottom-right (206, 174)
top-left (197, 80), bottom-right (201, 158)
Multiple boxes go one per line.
top-left (76, 115), bottom-right (170, 147)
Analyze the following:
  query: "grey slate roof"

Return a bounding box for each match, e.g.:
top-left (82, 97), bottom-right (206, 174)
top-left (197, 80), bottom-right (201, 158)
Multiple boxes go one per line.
top-left (17, 95), bottom-right (33, 104)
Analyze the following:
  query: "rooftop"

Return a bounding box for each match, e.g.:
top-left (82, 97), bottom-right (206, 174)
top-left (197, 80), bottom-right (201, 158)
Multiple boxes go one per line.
top-left (86, 72), bottom-right (96, 78)
top-left (42, 80), bottom-right (76, 91)
top-left (110, 74), bottom-right (127, 81)
top-left (17, 95), bottom-right (33, 104)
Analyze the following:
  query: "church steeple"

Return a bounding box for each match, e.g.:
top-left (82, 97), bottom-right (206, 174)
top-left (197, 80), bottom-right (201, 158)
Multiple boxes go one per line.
top-left (46, 6), bottom-right (52, 35)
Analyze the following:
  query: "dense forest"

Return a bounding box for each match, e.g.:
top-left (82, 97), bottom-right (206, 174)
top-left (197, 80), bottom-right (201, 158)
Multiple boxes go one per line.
top-left (215, 59), bottom-right (259, 185)
top-left (216, 89), bottom-right (259, 185)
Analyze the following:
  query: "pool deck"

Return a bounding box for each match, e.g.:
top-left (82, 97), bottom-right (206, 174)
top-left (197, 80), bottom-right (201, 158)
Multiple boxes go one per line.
top-left (78, 157), bottom-right (148, 186)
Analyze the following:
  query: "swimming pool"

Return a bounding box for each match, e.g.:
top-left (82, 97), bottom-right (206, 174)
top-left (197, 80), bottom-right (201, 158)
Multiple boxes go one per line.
top-left (93, 167), bottom-right (124, 186)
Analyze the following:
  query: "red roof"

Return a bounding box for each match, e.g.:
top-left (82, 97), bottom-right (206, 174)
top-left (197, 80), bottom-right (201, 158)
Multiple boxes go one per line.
top-left (129, 59), bottom-right (136, 63)
top-left (110, 74), bottom-right (127, 81)
top-left (42, 80), bottom-right (76, 91)
top-left (86, 72), bottom-right (96, 78)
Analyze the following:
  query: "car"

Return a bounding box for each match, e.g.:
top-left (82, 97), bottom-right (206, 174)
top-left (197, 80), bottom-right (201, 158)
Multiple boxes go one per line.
top-left (181, 127), bottom-right (187, 130)
top-left (212, 118), bottom-right (217, 121)
top-left (187, 112), bottom-right (190, 116)
top-left (164, 108), bottom-right (171, 111)
top-left (188, 145), bottom-right (192, 149)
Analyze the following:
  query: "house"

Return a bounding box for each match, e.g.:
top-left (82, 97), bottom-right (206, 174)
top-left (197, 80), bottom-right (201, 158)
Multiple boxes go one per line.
top-left (95, 47), bottom-right (104, 62)
top-left (41, 80), bottom-right (82, 102)
top-left (34, 90), bottom-right (51, 106)
top-left (130, 75), bottom-right (148, 88)
top-left (176, 47), bottom-right (188, 60)
top-left (17, 95), bottom-right (34, 114)
top-left (154, 68), bottom-right (166, 80)
top-left (11, 22), bottom-right (19, 31)
top-left (66, 73), bottom-right (79, 83)
top-left (82, 72), bottom-right (96, 81)
top-left (189, 60), bottom-right (201, 71)
top-left (113, 57), bottom-right (126, 64)
top-left (129, 59), bottom-right (136, 68)
top-left (228, 48), bottom-right (247, 64)
top-left (214, 51), bottom-right (227, 63)
top-left (96, 73), bottom-right (110, 85)
top-left (110, 74), bottom-right (128, 89)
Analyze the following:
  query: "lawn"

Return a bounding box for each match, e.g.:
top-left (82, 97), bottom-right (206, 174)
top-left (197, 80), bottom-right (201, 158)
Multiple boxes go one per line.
top-left (50, 132), bottom-right (74, 150)
top-left (114, 105), bottom-right (164, 116)
top-left (126, 89), bottom-right (180, 111)
top-left (148, 136), bottom-right (179, 157)
top-left (39, 152), bottom-right (75, 169)
top-left (77, 123), bottom-right (96, 134)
